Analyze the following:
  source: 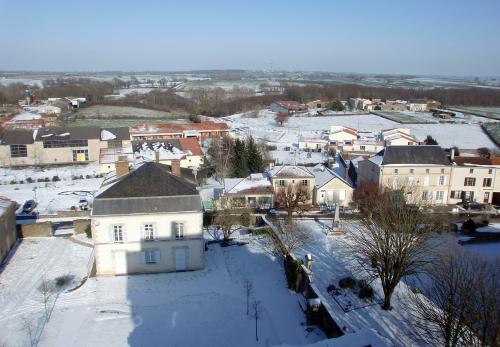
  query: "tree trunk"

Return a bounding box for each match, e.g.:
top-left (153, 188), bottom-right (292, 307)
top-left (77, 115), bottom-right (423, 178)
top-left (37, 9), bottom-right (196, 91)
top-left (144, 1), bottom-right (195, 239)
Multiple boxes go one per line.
top-left (382, 288), bottom-right (394, 310)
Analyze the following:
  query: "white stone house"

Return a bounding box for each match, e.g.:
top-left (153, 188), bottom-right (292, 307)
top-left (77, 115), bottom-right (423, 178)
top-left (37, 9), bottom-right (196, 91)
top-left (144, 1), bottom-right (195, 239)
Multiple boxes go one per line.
top-left (310, 156), bottom-right (354, 207)
top-left (91, 162), bottom-right (204, 275)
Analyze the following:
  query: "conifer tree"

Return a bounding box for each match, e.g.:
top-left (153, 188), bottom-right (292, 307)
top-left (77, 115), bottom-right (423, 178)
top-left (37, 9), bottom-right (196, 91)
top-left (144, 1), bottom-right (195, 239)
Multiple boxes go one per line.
top-left (232, 138), bottom-right (248, 177)
top-left (246, 136), bottom-right (264, 173)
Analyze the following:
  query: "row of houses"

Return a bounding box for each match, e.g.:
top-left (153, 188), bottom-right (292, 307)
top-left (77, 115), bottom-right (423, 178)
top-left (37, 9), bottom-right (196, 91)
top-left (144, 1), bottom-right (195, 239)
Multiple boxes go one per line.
top-left (358, 146), bottom-right (500, 205)
top-left (0, 121), bottom-right (229, 172)
top-left (348, 98), bottom-right (440, 112)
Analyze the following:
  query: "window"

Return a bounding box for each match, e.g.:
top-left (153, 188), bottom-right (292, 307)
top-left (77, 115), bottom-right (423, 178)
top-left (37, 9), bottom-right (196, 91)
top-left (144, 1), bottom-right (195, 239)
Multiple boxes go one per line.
top-left (435, 191), bottom-right (444, 201)
top-left (451, 190), bottom-right (462, 199)
top-left (301, 179), bottom-right (308, 186)
top-left (484, 192), bottom-right (490, 203)
top-left (438, 176), bottom-right (445, 185)
top-left (175, 223), bottom-right (184, 239)
top-left (410, 169), bottom-right (414, 174)
top-left (10, 144), bottom-right (28, 158)
top-left (488, 169), bottom-right (493, 174)
top-left (469, 168), bottom-right (474, 174)
top-left (421, 191), bottom-right (428, 201)
top-left (426, 169), bottom-right (430, 174)
top-left (143, 224), bottom-right (155, 241)
top-left (107, 139), bottom-right (123, 148)
top-left (113, 225), bottom-right (123, 242)
top-left (278, 180), bottom-right (285, 187)
top-left (394, 169), bottom-right (398, 174)
top-left (360, 145), bottom-right (366, 151)
top-left (483, 178), bottom-right (492, 187)
top-left (43, 139), bottom-right (88, 148)
top-left (464, 177), bottom-right (476, 186)
top-left (441, 169), bottom-right (445, 174)
top-left (72, 149), bottom-right (89, 162)
top-left (145, 250), bottom-right (157, 264)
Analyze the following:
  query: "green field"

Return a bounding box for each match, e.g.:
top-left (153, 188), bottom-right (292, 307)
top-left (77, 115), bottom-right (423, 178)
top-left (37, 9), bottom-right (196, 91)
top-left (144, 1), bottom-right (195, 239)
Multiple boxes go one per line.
top-left (482, 123), bottom-right (500, 146)
top-left (63, 118), bottom-right (188, 128)
top-left (373, 111), bottom-right (435, 124)
top-left (450, 106), bottom-right (500, 120)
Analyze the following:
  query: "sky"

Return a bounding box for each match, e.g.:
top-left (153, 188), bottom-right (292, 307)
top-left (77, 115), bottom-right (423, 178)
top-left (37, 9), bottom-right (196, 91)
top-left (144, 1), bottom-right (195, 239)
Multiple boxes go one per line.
top-left (0, 0), bottom-right (499, 76)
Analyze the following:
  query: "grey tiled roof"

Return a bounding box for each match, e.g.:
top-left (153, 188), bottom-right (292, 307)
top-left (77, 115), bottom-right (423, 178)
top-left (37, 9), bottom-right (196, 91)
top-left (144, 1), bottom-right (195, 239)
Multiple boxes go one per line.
top-left (92, 195), bottom-right (201, 216)
top-left (380, 146), bottom-right (451, 165)
top-left (0, 129), bottom-right (34, 144)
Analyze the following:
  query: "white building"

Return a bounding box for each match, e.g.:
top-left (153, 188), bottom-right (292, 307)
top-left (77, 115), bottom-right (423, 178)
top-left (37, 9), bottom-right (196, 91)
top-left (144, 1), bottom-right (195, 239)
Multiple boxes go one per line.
top-left (91, 162), bottom-right (204, 275)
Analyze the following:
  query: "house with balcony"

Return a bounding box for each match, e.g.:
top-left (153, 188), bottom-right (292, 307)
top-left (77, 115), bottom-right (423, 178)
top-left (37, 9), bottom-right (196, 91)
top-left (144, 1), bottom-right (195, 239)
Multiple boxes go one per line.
top-left (91, 162), bottom-right (204, 275)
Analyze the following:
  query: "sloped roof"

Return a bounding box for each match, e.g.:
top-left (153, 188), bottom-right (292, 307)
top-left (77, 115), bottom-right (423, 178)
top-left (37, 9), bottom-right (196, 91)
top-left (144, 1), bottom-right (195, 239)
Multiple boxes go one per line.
top-left (380, 145), bottom-right (451, 166)
top-left (35, 126), bottom-right (101, 141)
top-left (224, 173), bottom-right (273, 196)
top-left (0, 129), bottom-right (35, 144)
top-left (268, 165), bottom-right (314, 178)
top-left (453, 156), bottom-right (493, 166)
top-left (178, 138), bottom-right (203, 156)
top-left (101, 127), bottom-right (130, 141)
top-left (96, 162), bottom-right (198, 199)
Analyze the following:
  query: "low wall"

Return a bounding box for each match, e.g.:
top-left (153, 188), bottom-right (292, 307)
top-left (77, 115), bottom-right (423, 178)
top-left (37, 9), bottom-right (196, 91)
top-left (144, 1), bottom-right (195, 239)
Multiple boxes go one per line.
top-left (21, 222), bottom-right (52, 237)
top-left (74, 219), bottom-right (91, 235)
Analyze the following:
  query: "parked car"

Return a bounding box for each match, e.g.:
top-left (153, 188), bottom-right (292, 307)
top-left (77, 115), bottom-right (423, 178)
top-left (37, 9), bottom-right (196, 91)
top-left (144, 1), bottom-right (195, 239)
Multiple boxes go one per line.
top-left (79, 197), bottom-right (89, 210)
top-left (22, 200), bottom-right (37, 213)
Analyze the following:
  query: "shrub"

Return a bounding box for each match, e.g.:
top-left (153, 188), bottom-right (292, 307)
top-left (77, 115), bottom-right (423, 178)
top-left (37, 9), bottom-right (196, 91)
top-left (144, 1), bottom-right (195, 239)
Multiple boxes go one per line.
top-left (52, 176), bottom-right (60, 182)
top-left (37, 178), bottom-right (45, 182)
top-left (267, 145), bottom-right (277, 151)
top-left (462, 218), bottom-right (477, 233)
top-left (240, 210), bottom-right (251, 227)
top-left (188, 114), bottom-right (201, 123)
top-left (85, 174), bottom-right (91, 179)
top-left (10, 180), bottom-right (17, 184)
top-left (481, 219), bottom-right (490, 226)
top-left (339, 276), bottom-right (356, 289)
top-left (72, 176), bottom-right (78, 180)
top-left (70, 206), bottom-right (77, 211)
top-left (44, 177), bottom-right (49, 182)
top-left (358, 284), bottom-right (374, 299)
top-left (26, 177), bottom-right (33, 183)
top-left (54, 274), bottom-right (74, 288)
top-left (79, 175), bottom-right (84, 179)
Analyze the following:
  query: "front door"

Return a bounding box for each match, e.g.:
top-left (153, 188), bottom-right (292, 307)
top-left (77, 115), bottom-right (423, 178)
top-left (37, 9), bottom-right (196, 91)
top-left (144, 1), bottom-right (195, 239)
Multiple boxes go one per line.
top-left (114, 251), bottom-right (127, 275)
top-left (175, 247), bottom-right (187, 271)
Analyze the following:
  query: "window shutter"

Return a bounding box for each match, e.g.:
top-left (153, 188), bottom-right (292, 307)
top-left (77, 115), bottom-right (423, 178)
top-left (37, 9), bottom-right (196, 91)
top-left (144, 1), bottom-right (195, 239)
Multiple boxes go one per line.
top-left (122, 228), bottom-right (127, 242)
top-left (109, 228), bottom-right (114, 243)
top-left (155, 250), bottom-right (161, 263)
top-left (141, 251), bottom-right (146, 264)
top-left (140, 225), bottom-right (145, 241)
top-left (154, 225), bottom-right (159, 240)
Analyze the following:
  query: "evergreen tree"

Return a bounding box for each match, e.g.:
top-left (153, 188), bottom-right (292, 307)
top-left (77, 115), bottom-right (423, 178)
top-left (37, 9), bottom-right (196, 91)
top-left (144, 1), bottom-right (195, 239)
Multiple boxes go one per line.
top-left (246, 136), bottom-right (264, 173)
top-left (330, 100), bottom-right (345, 111)
top-left (425, 135), bottom-right (438, 145)
top-left (232, 138), bottom-right (248, 177)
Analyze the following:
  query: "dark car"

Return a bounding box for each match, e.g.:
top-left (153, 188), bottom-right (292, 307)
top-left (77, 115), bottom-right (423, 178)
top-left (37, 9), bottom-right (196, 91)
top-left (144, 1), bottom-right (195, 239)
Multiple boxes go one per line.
top-left (22, 200), bottom-right (37, 213)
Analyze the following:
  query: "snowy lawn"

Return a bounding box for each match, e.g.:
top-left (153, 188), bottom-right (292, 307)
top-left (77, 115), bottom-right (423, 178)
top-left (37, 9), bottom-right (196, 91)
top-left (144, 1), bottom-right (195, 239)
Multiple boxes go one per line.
top-left (224, 110), bottom-right (497, 149)
top-left (0, 237), bottom-right (93, 347)
top-left (29, 239), bottom-right (325, 347)
top-left (0, 164), bottom-right (104, 215)
top-left (293, 219), bottom-right (423, 346)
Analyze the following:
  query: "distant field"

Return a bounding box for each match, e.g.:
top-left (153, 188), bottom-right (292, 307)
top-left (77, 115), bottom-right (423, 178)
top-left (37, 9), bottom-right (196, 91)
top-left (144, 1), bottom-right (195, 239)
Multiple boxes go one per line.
top-left (180, 79), bottom-right (263, 91)
top-left (72, 105), bottom-right (186, 119)
top-left (63, 118), bottom-right (188, 127)
top-left (372, 111), bottom-right (435, 124)
top-left (482, 123), bottom-right (500, 146)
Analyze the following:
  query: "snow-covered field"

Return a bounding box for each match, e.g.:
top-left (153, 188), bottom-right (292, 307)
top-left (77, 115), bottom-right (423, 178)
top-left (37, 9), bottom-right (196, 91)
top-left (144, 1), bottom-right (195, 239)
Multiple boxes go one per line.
top-left (72, 105), bottom-right (184, 119)
top-left (224, 110), bottom-right (498, 149)
top-left (0, 237), bottom-right (93, 347)
top-left (0, 164), bottom-right (104, 215)
top-left (3, 239), bottom-right (326, 347)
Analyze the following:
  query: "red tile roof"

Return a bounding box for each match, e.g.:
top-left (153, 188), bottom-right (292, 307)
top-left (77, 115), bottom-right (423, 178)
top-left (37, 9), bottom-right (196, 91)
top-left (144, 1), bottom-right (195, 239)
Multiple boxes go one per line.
top-left (178, 137), bottom-right (203, 156)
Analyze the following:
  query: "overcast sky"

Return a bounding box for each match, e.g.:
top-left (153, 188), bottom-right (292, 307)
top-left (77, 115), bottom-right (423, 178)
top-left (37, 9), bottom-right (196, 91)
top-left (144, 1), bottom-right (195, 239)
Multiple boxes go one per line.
top-left (1, 0), bottom-right (499, 76)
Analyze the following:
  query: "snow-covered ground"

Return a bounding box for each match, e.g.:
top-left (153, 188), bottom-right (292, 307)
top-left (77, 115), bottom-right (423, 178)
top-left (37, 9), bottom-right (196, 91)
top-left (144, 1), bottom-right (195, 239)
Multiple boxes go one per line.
top-left (0, 164), bottom-right (104, 215)
top-left (0, 237), bottom-right (93, 347)
top-left (224, 110), bottom-right (498, 150)
top-left (3, 238), bottom-right (325, 347)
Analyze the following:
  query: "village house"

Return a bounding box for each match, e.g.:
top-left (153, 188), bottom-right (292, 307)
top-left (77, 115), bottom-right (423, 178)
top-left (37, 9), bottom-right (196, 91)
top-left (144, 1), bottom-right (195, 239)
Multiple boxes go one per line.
top-left (268, 165), bottom-right (315, 206)
top-left (129, 121), bottom-right (230, 141)
top-left (328, 126), bottom-right (358, 147)
top-left (381, 128), bottom-right (418, 146)
top-left (310, 155), bottom-right (354, 208)
top-left (91, 162), bottom-right (204, 275)
top-left (222, 173), bottom-right (274, 209)
top-left (306, 99), bottom-right (331, 110)
top-left (380, 101), bottom-right (407, 112)
top-left (358, 146), bottom-right (452, 205)
top-left (133, 138), bottom-right (204, 169)
top-left (99, 127), bottom-right (134, 174)
top-left (0, 129), bottom-right (37, 167)
top-left (298, 136), bottom-right (329, 152)
top-left (270, 101), bottom-right (306, 114)
top-left (407, 99), bottom-right (428, 112)
top-left (448, 152), bottom-right (500, 205)
top-left (0, 197), bottom-right (17, 264)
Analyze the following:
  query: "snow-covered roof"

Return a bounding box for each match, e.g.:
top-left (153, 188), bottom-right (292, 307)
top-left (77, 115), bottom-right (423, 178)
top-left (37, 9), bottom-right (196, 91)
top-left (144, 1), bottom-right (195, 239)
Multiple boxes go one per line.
top-left (224, 173), bottom-right (272, 195)
top-left (268, 165), bottom-right (314, 178)
top-left (101, 129), bottom-right (116, 141)
top-left (12, 112), bottom-right (42, 121)
top-left (310, 158), bottom-right (353, 188)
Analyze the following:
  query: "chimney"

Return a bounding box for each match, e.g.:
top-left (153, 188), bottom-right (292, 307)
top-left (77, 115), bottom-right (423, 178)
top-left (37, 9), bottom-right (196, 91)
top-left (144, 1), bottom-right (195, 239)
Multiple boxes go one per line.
top-left (171, 159), bottom-right (181, 177)
top-left (450, 148), bottom-right (455, 161)
top-left (115, 155), bottom-right (129, 178)
top-left (155, 150), bottom-right (160, 163)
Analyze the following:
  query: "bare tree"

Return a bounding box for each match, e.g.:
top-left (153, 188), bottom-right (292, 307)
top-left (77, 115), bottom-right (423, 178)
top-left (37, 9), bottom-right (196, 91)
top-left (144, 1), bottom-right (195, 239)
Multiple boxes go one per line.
top-left (275, 184), bottom-right (311, 219)
top-left (244, 279), bottom-right (254, 316)
top-left (274, 113), bottom-right (289, 126)
top-left (213, 198), bottom-right (239, 243)
top-left (408, 250), bottom-right (500, 347)
top-left (250, 299), bottom-right (262, 341)
top-left (347, 186), bottom-right (440, 310)
top-left (207, 135), bottom-right (235, 179)
top-left (267, 218), bottom-right (310, 257)
top-left (39, 277), bottom-right (52, 321)
top-left (21, 316), bottom-right (35, 347)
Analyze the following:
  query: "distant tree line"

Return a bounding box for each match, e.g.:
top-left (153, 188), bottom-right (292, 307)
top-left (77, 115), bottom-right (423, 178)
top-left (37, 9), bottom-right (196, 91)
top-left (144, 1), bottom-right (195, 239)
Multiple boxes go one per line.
top-left (283, 84), bottom-right (500, 106)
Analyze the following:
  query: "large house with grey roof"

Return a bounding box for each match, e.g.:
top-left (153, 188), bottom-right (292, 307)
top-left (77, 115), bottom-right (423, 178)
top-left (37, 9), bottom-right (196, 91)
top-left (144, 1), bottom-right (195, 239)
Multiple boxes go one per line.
top-left (268, 165), bottom-right (315, 206)
top-left (358, 145), bottom-right (452, 205)
top-left (91, 162), bottom-right (204, 275)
